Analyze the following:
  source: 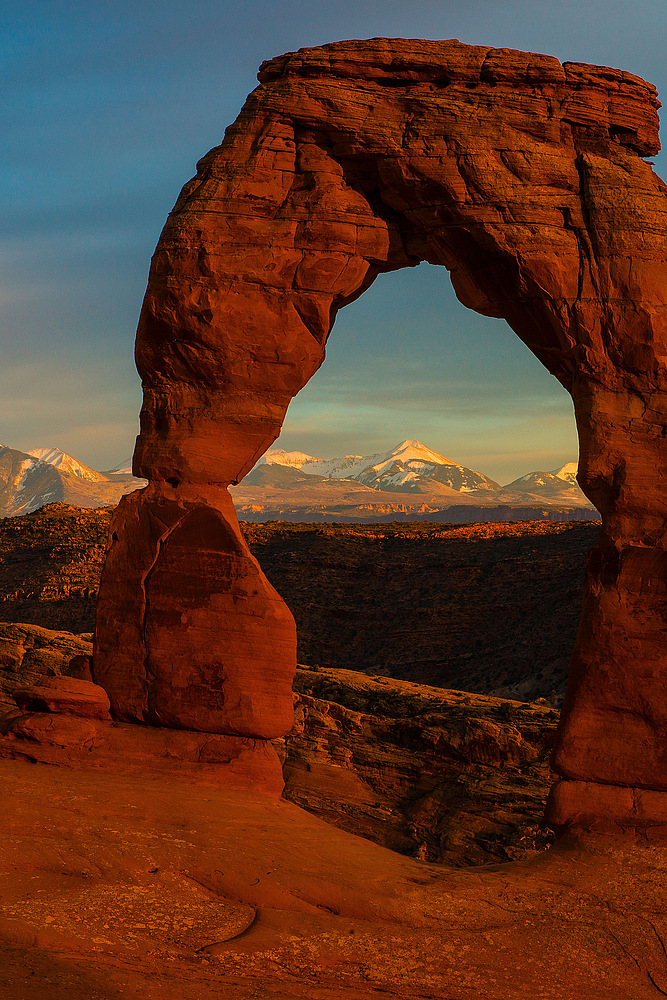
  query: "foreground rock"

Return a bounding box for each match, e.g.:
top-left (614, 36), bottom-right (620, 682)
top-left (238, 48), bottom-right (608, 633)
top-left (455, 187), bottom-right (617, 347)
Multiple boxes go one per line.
top-left (0, 622), bottom-right (556, 866)
top-left (1, 756), bottom-right (666, 1000)
top-left (2, 623), bottom-right (664, 997)
top-left (283, 665), bottom-right (558, 865)
top-left (0, 621), bottom-right (93, 708)
top-left (93, 485), bottom-right (296, 738)
top-left (13, 676), bottom-right (110, 720)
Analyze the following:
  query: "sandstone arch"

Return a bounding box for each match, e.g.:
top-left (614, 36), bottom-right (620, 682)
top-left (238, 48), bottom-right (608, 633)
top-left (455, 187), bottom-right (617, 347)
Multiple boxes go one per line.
top-left (94, 38), bottom-right (667, 833)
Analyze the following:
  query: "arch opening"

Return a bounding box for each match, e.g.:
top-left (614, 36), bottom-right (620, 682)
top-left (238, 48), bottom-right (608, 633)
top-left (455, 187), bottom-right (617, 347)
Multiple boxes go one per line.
top-left (239, 260), bottom-right (590, 711)
top-left (275, 261), bottom-right (580, 485)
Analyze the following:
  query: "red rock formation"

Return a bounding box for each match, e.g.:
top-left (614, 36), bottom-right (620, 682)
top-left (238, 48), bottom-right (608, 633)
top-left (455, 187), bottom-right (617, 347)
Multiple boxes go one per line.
top-left (94, 38), bottom-right (667, 828)
top-left (13, 676), bottom-right (111, 721)
top-left (94, 483), bottom-right (295, 738)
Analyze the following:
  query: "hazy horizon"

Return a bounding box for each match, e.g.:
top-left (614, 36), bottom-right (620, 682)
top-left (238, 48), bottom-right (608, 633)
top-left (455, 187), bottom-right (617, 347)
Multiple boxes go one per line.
top-left (3, 1), bottom-right (664, 483)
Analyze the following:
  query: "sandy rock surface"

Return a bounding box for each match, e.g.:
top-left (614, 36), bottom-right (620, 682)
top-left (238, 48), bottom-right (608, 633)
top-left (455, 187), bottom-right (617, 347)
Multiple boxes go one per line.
top-left (1, 757), bottom-right (666, 1000)
top-left (0, 621), bottom-right (557, 866)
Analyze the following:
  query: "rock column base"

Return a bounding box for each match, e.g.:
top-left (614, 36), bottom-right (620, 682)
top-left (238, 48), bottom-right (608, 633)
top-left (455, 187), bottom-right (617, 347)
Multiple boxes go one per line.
top-left (0, 710), bottom-right (284, 797)
top-left (546, 778), bottom-right (667, 840)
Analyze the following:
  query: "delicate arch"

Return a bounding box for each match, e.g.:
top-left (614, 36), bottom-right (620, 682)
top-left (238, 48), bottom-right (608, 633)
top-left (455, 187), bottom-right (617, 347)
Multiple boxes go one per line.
top-left (94, 39), bottom-right (667, 834)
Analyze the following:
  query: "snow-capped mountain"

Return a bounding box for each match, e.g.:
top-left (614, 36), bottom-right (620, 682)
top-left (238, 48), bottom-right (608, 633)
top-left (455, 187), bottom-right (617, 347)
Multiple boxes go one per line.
top-left (260, 449), bottom-right (320, 469)
top-left (1, 439), bottom-right (595, 522)
top-left (0, 448), bottom-right (62, 516)
top-left (27, 446), bottom-right (107, 483)
top-left (237, 440), bottom-right (595, 520)
top-left (351, 440), bottom-right (500, 493)
top-left (499, 464), bottom-right (584, 504)
top-left (261, 439), bottom-right (500, 494)
top-left (0, 445), bottom-right (146, 518)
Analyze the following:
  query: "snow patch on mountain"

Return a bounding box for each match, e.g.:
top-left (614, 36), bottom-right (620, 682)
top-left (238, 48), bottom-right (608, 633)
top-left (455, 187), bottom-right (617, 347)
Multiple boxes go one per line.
top-left (260, 449), bottom-right (321, 469)
top-left (27, 447), bottom-right (106, 483)
top-left (15, 458), bottom-right (38, 492)
top-left (553, 462), bottom-right (578, 484)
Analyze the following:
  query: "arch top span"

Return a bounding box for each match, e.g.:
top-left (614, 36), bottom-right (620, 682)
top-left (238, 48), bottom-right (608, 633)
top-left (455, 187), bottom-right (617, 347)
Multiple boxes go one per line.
top-left (94, 39), bottom-right (667, 836)
top-left (133, 37), bottom-right (664, 490)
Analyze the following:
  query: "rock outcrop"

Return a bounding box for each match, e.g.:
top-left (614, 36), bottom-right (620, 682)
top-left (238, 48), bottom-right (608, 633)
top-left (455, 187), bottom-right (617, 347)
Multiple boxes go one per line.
top-left (94, 38), bottom-right (667, 827)
top-left (12, 675), bottom-right (111, 720)
top-left (0, 621), bottom-right (94, 709)
top-left (282, 665), bottom-right (557, 865)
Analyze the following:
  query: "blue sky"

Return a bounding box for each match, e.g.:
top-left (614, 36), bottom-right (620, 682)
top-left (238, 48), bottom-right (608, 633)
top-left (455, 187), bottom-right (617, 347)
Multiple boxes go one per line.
top-left (2, 1), bottom-right (665, 482)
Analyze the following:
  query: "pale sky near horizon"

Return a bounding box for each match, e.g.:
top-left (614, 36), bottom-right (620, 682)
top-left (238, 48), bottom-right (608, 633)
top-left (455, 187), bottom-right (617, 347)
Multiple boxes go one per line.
top-left (2, 1), bottom-right (665, 483)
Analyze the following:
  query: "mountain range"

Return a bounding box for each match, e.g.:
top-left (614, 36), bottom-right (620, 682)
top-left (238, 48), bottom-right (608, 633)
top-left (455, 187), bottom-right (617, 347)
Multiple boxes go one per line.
top-left (0, 445), bottom-right (146, 517)
top-left (0, 439), bottom-right (598, 522)
top-left (234, 438), bottom-right (592, 520)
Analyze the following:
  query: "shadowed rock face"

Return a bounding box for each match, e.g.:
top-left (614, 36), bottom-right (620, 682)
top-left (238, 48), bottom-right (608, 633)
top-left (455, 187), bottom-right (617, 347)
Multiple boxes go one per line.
top-left (94, 38), bottom-right (667, 827)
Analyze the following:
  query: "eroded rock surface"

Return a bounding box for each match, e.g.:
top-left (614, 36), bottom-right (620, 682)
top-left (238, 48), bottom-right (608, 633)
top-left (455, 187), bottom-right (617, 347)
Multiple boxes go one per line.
top-left (12, 676), bottom-right (111, 720)
top-left (282, 665), bottom-right (558, 865)
top-left (0, 621), bottom-right (93, 709)
top-left (1, 756), bottom-right (666, 1000)
top-left (94, 38), bottom-right (667, 826)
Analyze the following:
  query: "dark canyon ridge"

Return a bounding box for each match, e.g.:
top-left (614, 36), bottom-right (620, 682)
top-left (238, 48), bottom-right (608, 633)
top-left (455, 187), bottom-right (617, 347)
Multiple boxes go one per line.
top-left (0, 503), bottom-right (597, 705)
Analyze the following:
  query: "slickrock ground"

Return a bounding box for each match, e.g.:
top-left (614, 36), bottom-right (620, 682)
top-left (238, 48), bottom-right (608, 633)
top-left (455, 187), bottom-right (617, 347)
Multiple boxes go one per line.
top-left (0, 623), bottom-right (557, 867)
top-left (0, 503), bottom-right (598, 704)
top-left (1, 758), bottom-right (666, 1000)
top-left (0, 526), bottom-right (664, 997)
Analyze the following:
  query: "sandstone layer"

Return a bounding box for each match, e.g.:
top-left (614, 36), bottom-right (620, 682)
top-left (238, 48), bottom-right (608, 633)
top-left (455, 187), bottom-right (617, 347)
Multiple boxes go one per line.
top-left (94, 38), bottom-right (667, 825)
top-left (94, 484), bottom-right (295, 737)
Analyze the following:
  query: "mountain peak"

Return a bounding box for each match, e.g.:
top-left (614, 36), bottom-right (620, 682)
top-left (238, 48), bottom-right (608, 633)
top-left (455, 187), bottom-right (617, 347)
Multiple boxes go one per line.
top-left (552, 462), bottom-right (578, 483)
top-left (26, 447), bottom-right (106, 483)
top-left (387, 439), bottom-right (457, 466)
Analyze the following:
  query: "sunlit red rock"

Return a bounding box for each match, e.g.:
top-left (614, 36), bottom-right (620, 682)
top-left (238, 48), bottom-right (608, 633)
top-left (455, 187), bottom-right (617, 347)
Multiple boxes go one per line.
top-left (94, 483), bottom-right (295, 738)
top-left (13, 675), bottom-right (111, 721)
top-left (95, 38), bottom-right (667, 827)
